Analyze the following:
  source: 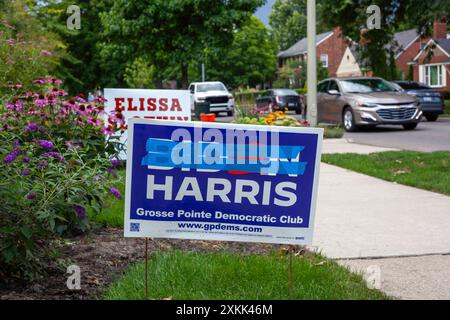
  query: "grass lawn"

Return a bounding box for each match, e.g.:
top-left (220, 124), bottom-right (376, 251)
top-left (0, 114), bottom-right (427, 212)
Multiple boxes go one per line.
top-left (88, 170), bottom-right (125, 227)
top-left (322, 151), bottom-right (450, 196)
top-left (103, 250), bottom-right (388, 300)
top-left (444, 100), bottom-right (450, 116)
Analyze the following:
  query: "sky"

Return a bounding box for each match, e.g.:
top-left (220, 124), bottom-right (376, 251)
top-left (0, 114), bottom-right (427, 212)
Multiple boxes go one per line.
top-left (254, 0), bottom-right (274, 26)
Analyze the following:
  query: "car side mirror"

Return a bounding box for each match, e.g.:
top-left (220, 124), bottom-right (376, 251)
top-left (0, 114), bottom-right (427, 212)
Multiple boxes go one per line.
top-left (328, 89), bottom-right (340, 96)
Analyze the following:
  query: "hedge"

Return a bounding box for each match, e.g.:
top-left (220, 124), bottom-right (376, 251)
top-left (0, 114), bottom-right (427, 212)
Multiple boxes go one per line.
top-left (234, 88), bottom-right (307, 106)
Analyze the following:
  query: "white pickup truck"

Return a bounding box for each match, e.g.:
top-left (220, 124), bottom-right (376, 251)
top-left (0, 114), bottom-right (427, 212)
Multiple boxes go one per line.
top-left (188, 81), bottom-right (235, 116)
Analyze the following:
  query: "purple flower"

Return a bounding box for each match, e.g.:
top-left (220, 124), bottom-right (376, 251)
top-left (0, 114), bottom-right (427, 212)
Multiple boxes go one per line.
top-left (3, 152), bottom-right (17, 164)
top-left (25, 122), bottom-right (40, 132)
top-left (42, 151), bottom-right (64, 162)
top-left (111, 159), bottom-right (122, 168)
top-left (109, 187), bottom-right (122, 199)
top-left (23, 157), bottom-right (30, 163)
top-left (20, 169), bottom-right (29, 176)
top-left (38, 140), bottom-right (54, 151)
top-left (34, 97), bottom-right (47, 108)
top-left (72, 204), bottom-right (86, 220)
top-left (38, 160), bottom-right (48, 170)
top-left (26, 192), bottom-right (36, 200)
top-left (35, 240), bottom-right (44, 248)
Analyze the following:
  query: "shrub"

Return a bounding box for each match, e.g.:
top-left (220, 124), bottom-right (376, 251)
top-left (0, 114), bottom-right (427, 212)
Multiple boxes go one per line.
top-left (233, 89), bottom-right (306, 107)
top-left (235, 110), bottom-right (309, 127)
top-left (322, 126), bottom-right (345, 139)
top-left (0, 78), bottom-right (124, 279)
top-left (0, 14), bottom-right (60, 97)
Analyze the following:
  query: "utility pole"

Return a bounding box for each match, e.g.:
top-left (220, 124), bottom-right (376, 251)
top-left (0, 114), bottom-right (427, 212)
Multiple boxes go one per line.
top-left (306, 0), bottom-right (317, 126)
top-left (201, 63), bottom-right (205, 82)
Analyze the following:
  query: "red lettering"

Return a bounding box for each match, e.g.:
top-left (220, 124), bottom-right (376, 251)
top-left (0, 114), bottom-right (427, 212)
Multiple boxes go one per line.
top-left (147, 98), bottom-right (156, 111)
top-left (159, 98), bottom-right (168, 111)
top-left (170, 98), bottom-right (181, 112)
top-left (139, 98), bottom-right (145, 111)
top-left (115, 98), bottom-right (125, 111)
top-left (127, 97), bottom-right (137, 111)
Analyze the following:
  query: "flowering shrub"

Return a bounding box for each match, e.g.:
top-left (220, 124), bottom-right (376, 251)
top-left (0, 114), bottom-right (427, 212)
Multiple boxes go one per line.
top-left (0, 78), bottom-right (124, 279)
top-left (0, 19), bottom-right (59, 98)
top-left (236, 110), bottom-right (310, 127)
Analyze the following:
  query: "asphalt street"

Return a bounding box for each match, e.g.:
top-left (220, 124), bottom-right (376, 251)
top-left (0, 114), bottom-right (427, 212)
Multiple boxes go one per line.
top-left (344, 117), bottom-right (450, 152)
top-left (216, 112), bottom-right (450, 152)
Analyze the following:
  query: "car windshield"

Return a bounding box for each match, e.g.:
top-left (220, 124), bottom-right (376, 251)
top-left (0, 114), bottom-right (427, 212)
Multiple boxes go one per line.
top-left (340, 79), bottom-right (397, 93)
top-left (273, 89), bottom-right (298, 96)
top-left (197, 83), bottom-right (226, 92)
top-left (395, 82), bottom-right (431, 90)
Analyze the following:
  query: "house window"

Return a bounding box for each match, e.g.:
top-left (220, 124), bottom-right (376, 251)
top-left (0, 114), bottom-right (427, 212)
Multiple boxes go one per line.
top-left (320, 54), bottom-right (328, 68)
top-left (423, 64), bottom-right (444, 87)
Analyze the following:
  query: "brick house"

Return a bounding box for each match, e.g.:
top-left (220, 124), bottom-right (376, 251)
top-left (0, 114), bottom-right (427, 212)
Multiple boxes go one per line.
top-left (409, 38), bottom-right (450, 91)
top-left (277, 27), bottom-right (362, 78)
top-left (391, 17), bottom-right (449, 86)
top-left (398, 17), bottom-right (450, 91)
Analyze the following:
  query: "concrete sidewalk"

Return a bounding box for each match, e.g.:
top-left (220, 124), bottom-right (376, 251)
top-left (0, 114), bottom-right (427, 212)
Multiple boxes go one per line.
top-left (313, 140), bottom-right (450, 299)
top-left (311, 163), bottom-right (450, 259)
top-left (322, 138), bottom-right (398, 154)
top-left (337, 255), bottom-right (450, 300)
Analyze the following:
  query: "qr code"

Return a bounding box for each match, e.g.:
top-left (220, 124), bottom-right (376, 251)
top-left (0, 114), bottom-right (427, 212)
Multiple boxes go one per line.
top-left (130, 223), bottom-right (140, 232)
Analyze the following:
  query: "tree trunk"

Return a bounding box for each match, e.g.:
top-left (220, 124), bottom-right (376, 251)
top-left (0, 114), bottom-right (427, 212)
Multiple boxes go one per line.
top-left (180, 63), bottom-right (189, 89)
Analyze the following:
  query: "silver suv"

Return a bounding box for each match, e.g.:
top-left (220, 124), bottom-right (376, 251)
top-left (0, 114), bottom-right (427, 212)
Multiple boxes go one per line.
top-left (317, 77), bottom-right (422, 131)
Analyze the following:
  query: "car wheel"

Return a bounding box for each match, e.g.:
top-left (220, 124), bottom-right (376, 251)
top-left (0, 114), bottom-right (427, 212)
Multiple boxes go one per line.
top-left (403, 123), bottom-right (418, 130)
top-left (227, 110), bottom-right (234, 117)
top-left (342, 107), bottom-right (358, 132)
top-left (425, 114), bottom-right (438, 122)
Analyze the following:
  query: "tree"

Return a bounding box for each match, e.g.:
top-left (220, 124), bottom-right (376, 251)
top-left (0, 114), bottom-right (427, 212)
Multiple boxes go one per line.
top-left (298, 60), bottom-right (329, 88)
top-left (274, 60), bottom-right (328, 89)
top-left (269, 0), bottom-right (327, 51)
top-left (319, 0), bottom-right (450, 78)
top-left (100, 0), bottom-right (264, 88)
top-left (195, 16), bottom-right (277, 89)
top-left (34, 0), bottom-right (117, 94)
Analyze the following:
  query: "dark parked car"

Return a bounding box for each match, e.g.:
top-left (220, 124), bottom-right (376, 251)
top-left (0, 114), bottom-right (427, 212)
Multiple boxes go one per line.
top-left (255, 89), bottom-right (303, 114)
top-left (393, 81), bottom-right (445, 121)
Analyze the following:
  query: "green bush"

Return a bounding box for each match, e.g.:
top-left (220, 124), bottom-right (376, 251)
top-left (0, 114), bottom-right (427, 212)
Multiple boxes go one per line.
top-left (0, 78), bottom-right (124, 280)
top-left (234, 88), bottom-right (306, 106)
top-left (0, 14), bottom-right (60, 97)
top-left (322, 126), bottom-right (345, 139)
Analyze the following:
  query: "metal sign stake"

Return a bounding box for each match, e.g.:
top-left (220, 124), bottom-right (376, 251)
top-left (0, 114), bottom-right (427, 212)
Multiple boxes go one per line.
top-left (145, 237), bottom-right (149, 300)
top-left (289, 245), bottom-right (293, 298)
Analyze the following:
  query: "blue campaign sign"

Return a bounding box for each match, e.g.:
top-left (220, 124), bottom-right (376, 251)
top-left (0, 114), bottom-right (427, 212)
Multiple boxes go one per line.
top-left (124, 119), bottom-right (323, 245)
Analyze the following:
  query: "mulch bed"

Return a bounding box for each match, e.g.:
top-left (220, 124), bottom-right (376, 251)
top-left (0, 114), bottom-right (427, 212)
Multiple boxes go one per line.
top-left (0, 227), bottom-right (288, 300)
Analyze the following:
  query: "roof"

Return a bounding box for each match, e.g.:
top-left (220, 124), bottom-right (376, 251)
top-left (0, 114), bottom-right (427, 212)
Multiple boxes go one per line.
top-left (435, 38), bottom-right (450, 55)
top-left (386, 28), bottom-right (421, 58)
top-left (412, 38), bottom-right (450, 62)
top-left (277, 31), bottom-right (333, 59)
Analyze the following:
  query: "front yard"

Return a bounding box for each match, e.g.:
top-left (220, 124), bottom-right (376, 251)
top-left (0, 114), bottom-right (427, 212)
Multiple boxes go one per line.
top-left (444, 100), bottom-right (450, 116)
top-left (104, 250), bottom-right (388, 300)
top-left (322, 151), bottom-right (450, 196)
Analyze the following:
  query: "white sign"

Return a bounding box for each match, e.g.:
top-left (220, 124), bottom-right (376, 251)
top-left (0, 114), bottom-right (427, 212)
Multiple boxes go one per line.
top-left (104, 88), bottom-right (191, 157)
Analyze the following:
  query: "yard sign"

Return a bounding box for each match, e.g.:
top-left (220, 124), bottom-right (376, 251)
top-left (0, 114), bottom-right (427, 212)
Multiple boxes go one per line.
top-left (124, 119), bottom-right (323, 245)
top-left (103, 88), bottom-right (191, 157)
